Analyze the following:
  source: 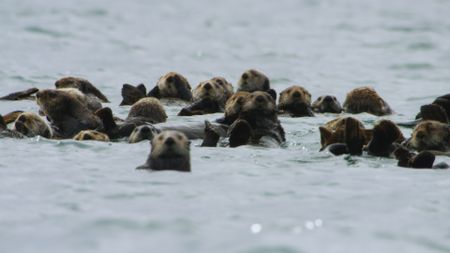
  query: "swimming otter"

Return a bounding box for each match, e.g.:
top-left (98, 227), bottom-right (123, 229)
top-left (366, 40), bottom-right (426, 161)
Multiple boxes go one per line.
top-left (343, 87), bottom-right (392, 116)
top-left (128, 124), bottom-right (160, 143)
top-left (228, 91), bottom-right (285, 147)
top-left (237, 69), bottom-right (270, 92)
top-left (55, 76), bottom-right (109, 103)
top-left (215, 91), bottom-right (250, 125)
top-left (178, 79), bottom-right (228, 116)
top-left (147, 72), bottom-right (192, 102)
top-left (120, 83), bottom-right (147, 106)
top-left (13, 112), bottom-right (52, 138)
top-left (415, 94), bottom-right (450, 123)
top-left (404, 120), bottom-right (450, 153)
top-left (73, 130), bottom-right (110, 142)
top-left (36, 89), bottom-right (101, 138)
top-left (319, 117), bottom-right (373, 154)
top-left (211, 76), bottom-right (234, 99)
top-left (312, 95), bottom-right (343, 113)
top-left (278, 85), bottom-right (314, 117)
top-left (136, 130), bottom-right (191, 172)
top-left (127, 97), bottom-right (167, 124)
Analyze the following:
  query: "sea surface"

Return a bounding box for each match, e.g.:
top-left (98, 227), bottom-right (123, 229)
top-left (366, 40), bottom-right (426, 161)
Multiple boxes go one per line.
top-left (1, 0), bottom-right (450, 252)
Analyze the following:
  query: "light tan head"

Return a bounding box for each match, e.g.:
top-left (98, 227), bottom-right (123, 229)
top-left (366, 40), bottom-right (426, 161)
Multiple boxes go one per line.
top-left (129, 124), bottom-right (160, 144)
top-left (224, 91), bottom-right (250, 117)
top-left (343, 86), bottom-right (392, 116)
top-left (405, 120), bottom-right (450, 151)
top-left (242, 91), bottom-right (276, 114)
top-left (151, 131), bottom-right (190, 160)
top-left (73, 130), bottom-right (110, 142)
top-left (237, 69), bottom-right (270, 92)
top-left (192, 80), bottom-right (227, 103)
top-left (156, 72), bottom-right (192, 101)
top-left (127, 97), bottom-right (167, 123)
top-left (13, 112), bottom-right (52, 138)
top-left (279, 85), bottom-right (311, 106)
top-left (211, 77), bottom-right (234, 98)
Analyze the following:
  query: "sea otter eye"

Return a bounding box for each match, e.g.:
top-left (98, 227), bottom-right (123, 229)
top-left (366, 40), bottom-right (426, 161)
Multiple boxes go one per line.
top-left (242, 73), bottom-right (249, 80)
top-left (158, 135), bottom-right (164, 141)
top-left (167, 76), bottom-right (174, 83)
top-left (177, 134), bottom-right (183, 140)
top-left (215, 79), bottom-right (223, 85)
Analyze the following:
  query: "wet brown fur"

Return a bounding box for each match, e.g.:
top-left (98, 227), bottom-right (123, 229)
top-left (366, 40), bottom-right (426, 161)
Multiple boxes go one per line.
top-left (343, 87), bottom-right (392, 116)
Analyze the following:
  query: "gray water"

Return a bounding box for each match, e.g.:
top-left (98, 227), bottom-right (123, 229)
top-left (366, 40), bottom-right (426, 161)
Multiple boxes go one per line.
top-left (1, 0), bottom-right (450, 252)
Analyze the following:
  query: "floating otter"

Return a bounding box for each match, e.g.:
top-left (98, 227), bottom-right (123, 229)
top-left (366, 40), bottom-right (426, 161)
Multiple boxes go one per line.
top-left (120, 83), bottom-right (147, 106)
top-left (13, 112), bottom-right (52, 138)
top-left (36, 89), bottom-right (101, 138)
top-left (278, 85), bottom-right (314, 117)
top-left (227, 91), bottom-right (285, 147)
top-left (237, 69), bottom-right (270, 92)
top-left (55, 76), bottom-right (109, 103)
top-left (0, 88), bottom-right (39, 101)
top-left (73, 130), bottom-right (110, 142)
top-left (343, 87), bottom-right (392, 116)
top-left (394, 146), bottom-right (448, 169)
top-left (404, 120), bottom-right (450, 153)
top-left (415, 94), bottom-right (450, 123)
top-left (136, 130), bottom-right (191, 172)
top-left (319, 117), bottom-right (373, 154)
top-left (312, 95), bottom-right (343, 113)
top-left (147, 72), bottom-right (192, 102)
top-left (57, 88), bottom-right (102, 113)
top-left (178, 78), bottom-right (233, 116)
top-left (128, 124), bottom-right (160, 143)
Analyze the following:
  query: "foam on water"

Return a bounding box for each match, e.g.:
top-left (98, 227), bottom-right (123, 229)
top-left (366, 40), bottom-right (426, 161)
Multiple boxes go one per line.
top-left (1, 0), bottom-right (450, 252)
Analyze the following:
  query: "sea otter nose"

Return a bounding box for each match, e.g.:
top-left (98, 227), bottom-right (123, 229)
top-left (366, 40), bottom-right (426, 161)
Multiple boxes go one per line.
top-left (324, 96), bottom-right (333, 102)
top-left (165, 137), bottom-right (175, 146)
top-left (204, 83), bottom-right (212, 90)
top-left (256, 95), bottom-right (265, 103)
top-left (242, 73), bottom-right (249, 80)
top-left (293, 91), bottom-right (301, 98)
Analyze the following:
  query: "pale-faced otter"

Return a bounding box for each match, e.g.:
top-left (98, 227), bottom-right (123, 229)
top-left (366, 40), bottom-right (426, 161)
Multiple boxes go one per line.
top-left (0, 88), bottom-right (39, 101)
top-left (36, 89), bottom-right (101, 138)
top-left (278, 85), bottom-right (314, 117)
top-left (319, 117), bottom-right (373, 153)
top-left (343, 87), bottom-right (392, 116)
top-left (211, 76), bottom-right (234, 99)
top-left (312, 95), bottom-right (343, 113)
top-left (73, 130), bottom-right (110, 142)
top-left (136, 130), bottom-right (191, 172)
top-left (147, 72), bottom-right (192, 101)
top-left (13, 112), bottom-right (52, 138)
top-left (404, 120), bottom-right (450, 153)
top-left (128, 124), bottom-right (160, 144)
top-left (228, 91), bottom-right (285, 147)
top-left (237, 69), bottom-right (270, 92)
top-left (120, 83), bottom-right (147, 106)
top-left (55, 76), bottom-right (109, 103)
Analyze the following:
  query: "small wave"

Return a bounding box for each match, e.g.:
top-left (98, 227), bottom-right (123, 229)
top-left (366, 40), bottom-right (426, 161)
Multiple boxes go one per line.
top-left (408, 42), bottom-right (435, 51)
top-left (24, 25), bottom-right (69, 38)
top-left (390, 63), bottom-right (434, 70)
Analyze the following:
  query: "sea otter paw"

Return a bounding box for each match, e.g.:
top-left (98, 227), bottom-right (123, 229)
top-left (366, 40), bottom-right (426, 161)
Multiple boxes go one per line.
top-left (228, 119), bottom-right (252, 148)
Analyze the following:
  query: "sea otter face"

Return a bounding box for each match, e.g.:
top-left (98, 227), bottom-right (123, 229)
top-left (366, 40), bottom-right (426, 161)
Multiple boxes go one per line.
top-left (343, 86), bottom-right (392, 116)
top-left (211, 77), bottom-right (234, 98)
top-left (279, 86), bottom-right (311, 106)
top-left (405, 120), bottom-right (450, 151)
top-left (35, 89), bottom-right (68, 116)
top-left (224, 91), bottom-right (250, 117)
top-left (151, 131), bottom-right (190, 159)
top-left (156, 72), bottom-right (192, 100)
top-left (13, 112), bottom-right (52, 138)
top-left (129, 124), bottom-right (160, 144)
top-left (73, 130), bottom-right (110, 142)
top-left (242, 91), bottom-right (276, 113)
top-left (237, 69), bottom-right (270, 92)
top-left (192, 80), bottom-right (224, 102)
top-left (312, 95), bottom-right (343, 113)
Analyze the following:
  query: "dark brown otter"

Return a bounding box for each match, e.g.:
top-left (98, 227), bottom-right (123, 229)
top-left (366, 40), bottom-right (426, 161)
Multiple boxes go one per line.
top-left (147, 72), bottom-right (192, 101)
top-left (365, 120), bottom-right (405, 157)
top-left (136, 130), bottom-right (191, 172)
top-left (36, 89), bottom-right (101, 138)
top-left (278, 85), bottom-right (314, 117)
top-left (312, 95), bottom-right (343, 113)
top-left (343, 87), bottom-right (392, 116)
top-left (120, 83), bottom-right (147, 106)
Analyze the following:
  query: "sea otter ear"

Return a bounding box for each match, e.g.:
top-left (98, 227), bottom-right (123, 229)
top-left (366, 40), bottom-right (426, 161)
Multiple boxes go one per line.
top-left (266, 89), bottom-right (277, 101)
top-left (147, 86), bottom-right (161, 99)
top-left (319, 126), bottom-right (332, 150)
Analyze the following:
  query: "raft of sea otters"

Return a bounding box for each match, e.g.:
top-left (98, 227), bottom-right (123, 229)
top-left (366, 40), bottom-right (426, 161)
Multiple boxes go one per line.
top-left (1, 69), bottom-right (450, 172)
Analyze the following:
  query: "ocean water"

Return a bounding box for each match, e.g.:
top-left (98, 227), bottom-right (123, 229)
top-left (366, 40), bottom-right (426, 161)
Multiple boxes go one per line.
top-left (1, 0), bottom-right (450, 252)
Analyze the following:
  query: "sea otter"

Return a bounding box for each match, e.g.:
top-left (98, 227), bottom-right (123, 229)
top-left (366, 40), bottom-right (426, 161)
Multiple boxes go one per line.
top-left (311, 95), bottom-right (343, 113)
top-left (147, 72), bottom-right (192, 102)
top-left (128, 124), bottom-right (160, 144)
top-left (55, 76), bottom-right (109, 103)
top-left (278, 85), bottom-right (314, 117)
top-left (73, 130), bottom-right (110, 142)
top-left (13, 112), bottom-right (52, 138)
top-left (343, 87), bottom-right (392, 116)
top-left (136, 130), bottom-right (191, 172)
top-left (404, 120), bottom-right (450, 154)
top-left (215, 91), bottom-right (250, 125)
